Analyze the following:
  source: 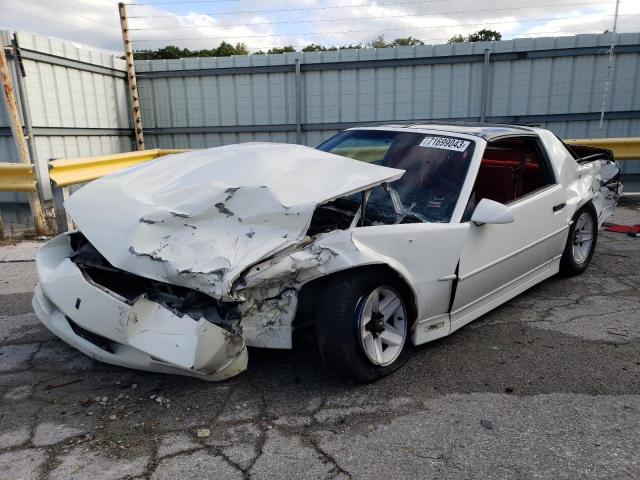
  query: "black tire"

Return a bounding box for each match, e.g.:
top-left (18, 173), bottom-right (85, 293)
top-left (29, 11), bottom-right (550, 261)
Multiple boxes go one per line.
top-left (315, 269), bottom-right (414, 383)
top-left (559, 202), bottom-right (598, 276)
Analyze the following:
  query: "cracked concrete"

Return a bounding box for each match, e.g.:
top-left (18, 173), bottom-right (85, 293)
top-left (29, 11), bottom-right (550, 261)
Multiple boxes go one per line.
top-left (1, 205), bottom-right (639, 479)
top-left (49, 446), bottom-right (149, 480)
top-left (32, 423), bottom-right (87, 447)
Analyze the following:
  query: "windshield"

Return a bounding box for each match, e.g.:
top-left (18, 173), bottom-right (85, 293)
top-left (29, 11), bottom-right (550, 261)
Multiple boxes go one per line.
top-left (317, 129), bottom-right (475, 223)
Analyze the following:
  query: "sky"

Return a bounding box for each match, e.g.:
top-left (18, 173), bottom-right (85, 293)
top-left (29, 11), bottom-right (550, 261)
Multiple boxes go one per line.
top-left (0, 0), bottom-right (639, 54)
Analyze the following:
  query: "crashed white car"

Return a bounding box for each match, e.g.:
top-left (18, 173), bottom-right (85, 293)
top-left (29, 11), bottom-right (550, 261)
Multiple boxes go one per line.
top-left (33, 124), bottom-right (621, 382)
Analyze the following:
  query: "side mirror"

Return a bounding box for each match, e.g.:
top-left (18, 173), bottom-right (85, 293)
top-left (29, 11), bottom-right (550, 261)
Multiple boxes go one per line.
top-left (470, 198), bottom-right (514, 225)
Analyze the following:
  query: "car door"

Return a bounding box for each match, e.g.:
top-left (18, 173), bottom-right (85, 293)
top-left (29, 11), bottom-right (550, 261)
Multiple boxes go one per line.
top-left (352, 221), bottom-right (470, 345)
top-left (450, 135), bottom-right (569, 331)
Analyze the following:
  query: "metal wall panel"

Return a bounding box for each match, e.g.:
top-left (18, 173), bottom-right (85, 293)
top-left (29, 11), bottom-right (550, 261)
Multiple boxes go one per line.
top-left (136, 32), bottom-right (639, 177)
top-left (0, 31), bottom-right (132, 216)
top-left (138, 61), bottom-right (296, 129)
top-left (2, 30), bottom-right (639, 219)
top-left (136, 32), bottom-right (639, 135)
top-left (145, 131), bottom-right (298, 149)
top-left (24, 62), bottom-right (129, 129)
top-left (0, 90), bottom-right (9, 128)
top-left (34, 135), bottom-right (135, 160)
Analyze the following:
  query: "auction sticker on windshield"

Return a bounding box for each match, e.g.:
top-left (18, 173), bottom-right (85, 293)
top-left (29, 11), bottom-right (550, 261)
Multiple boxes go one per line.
top-left (419, 136), bottom-right (470, 152)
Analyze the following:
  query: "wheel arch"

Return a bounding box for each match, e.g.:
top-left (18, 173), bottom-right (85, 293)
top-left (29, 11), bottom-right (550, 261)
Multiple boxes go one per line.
top-left (559, 199), bottom-right (598, 277)
top-left (296, 264), bottom-right (419, 328)
top-left (573, 198), bottom-right (598, 223)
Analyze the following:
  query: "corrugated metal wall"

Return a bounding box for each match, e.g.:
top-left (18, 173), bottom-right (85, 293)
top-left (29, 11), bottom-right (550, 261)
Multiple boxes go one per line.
top-left (0, 31), bottom-right (133, 220)
top-left (136, 32), bottom-right (640, 176)
top-left (1, 31), bottom-right (639, 223)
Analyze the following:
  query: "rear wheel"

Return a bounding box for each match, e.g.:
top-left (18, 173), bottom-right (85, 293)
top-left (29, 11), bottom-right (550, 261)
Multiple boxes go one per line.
top-left (560, 203), bottom-right (598, 276)
top-left (315, 270), bottom-right (413, 383)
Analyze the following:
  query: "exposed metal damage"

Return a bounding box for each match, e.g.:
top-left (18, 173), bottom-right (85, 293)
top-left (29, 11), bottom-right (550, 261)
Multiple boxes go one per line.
top-left (564, 139), bottom-right (622, 225)
top-left (34, 143), bottom-right (405, 379)
top-left (32, 129), bottom-right (622, 382)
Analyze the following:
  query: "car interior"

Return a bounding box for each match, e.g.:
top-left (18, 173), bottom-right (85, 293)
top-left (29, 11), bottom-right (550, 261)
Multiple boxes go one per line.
top-left (463, 136), bottom-right (556, 220)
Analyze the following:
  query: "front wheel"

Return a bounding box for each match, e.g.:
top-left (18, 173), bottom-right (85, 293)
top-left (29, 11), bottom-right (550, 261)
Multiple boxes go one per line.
top-left (315, 270), bottom-right (413, 383)
top-left (559, 203), bottom-right (598, 276)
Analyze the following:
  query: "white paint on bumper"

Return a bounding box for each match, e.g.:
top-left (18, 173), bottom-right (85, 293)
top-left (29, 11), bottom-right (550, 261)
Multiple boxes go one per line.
top-left (33, 234), bottom-right (247, 381)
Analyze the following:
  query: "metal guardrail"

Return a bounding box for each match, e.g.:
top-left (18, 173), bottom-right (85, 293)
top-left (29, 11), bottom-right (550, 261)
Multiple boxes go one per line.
top-left (0, 162), bottom-right (37, 192)
top-left (565, 138), bottom-right (640, 160)
top-left (2, 140), bottom-right (639, 194)
top-left (45, 148), bottom-right (190, 233)
top-left (48, 148), bottom-right (189, 187)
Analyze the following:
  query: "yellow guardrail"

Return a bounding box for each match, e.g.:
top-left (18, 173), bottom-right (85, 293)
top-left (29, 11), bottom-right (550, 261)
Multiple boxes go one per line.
top-left (0, 163), bottom-right (37, 192)
top-left (49, 148), bottom-right (190, 188)
top-left (2, 138), bottom-right (639, 195)
top-left (565, 138), bottom-right (640, 160)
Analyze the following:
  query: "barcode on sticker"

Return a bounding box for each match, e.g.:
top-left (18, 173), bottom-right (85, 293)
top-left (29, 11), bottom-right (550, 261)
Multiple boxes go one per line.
top-left (419, 137), bottom-right (470, 152)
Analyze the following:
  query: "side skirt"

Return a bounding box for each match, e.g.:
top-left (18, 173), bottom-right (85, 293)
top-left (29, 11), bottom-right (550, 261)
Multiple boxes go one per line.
top-left (449, 255), bottom-right (561, 333)
top-left (413, 313), bottom-right (450, 345)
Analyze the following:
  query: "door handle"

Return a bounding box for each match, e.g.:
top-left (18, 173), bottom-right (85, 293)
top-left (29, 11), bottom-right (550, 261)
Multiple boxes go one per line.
top-left (553, 203), bottom-right (566, 212)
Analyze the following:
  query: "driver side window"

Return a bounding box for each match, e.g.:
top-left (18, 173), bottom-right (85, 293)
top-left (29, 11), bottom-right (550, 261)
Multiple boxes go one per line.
top-left (464, 136), bottom-right (555, 218)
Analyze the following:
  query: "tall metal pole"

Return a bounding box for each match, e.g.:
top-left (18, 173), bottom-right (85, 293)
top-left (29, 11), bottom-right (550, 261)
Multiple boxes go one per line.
top-left (0, 43), bottom-right (47, 234)
top-left (295, 58), bottom-right (302, 145)
top-left (480, 48), bottom-right (491, 122)
top-left (599, 0), bottom-right (621, 131)
top-left (118, 2), bottom-right (145, 150)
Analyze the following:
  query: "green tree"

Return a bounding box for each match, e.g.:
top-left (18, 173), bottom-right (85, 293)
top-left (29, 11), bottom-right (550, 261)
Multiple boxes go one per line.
top-left (232, 43), bottom-right (249, 55)
top-left (448, 29), bottom-right (502, 44)
top-left (132, 42), bottom-right (250, 60)
top-left (266, 45), bottom-right (296, 54)
top-left (213, 41), bottom-right (237, 57)
top-left (368, 35), bottom-right (390, 48)
top-left (366, 35), bottom-right (426, 49)
top-left (467, 29), bottom-right (502, 42)
top-left (131, 34), bottom-right (437, 60)
top-left (302, 43), bottom-right (338, 52)
top-left (391, 36), bottom-right (425, 46)
top-left (302, 43), bottom-right (325, 52)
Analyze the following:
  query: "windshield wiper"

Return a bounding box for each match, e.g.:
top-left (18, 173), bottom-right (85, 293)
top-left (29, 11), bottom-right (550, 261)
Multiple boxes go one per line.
top-left (381, 183), bottom-right (429, 224)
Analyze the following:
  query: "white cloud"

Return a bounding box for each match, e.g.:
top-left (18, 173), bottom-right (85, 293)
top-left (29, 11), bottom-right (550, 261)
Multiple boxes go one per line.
top-left (0, 0), bottom-right (638, 53)
top-left (520, 1), bottom-right (640, 37)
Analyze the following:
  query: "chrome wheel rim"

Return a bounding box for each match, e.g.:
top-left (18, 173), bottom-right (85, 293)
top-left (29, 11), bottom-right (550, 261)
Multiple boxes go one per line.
top-left (357, 287), bottom-right (407, 366)
top-left (572, 212), bottom-right (594, 264)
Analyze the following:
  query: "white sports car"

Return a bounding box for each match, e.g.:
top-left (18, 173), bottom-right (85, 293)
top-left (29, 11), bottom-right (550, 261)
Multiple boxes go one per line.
top-left (33, 124), bottom-right (621, 382)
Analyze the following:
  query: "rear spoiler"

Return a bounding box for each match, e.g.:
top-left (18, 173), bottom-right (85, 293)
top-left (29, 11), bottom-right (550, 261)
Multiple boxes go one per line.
top-left (563, 143), bottom-right (615, 164)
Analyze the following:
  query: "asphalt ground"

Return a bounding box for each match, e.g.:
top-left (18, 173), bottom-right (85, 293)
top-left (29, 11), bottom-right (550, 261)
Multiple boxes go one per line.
top-left (0, 203), bottom-right (639, 479)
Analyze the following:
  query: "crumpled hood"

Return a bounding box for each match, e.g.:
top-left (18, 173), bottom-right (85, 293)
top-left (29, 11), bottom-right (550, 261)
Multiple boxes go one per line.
top-left (65, 142), bottom-right (403, 299)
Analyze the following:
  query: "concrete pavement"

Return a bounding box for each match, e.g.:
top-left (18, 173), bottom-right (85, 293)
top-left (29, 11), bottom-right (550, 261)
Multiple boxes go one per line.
top-left (1, 205), bottom-right (639, 479)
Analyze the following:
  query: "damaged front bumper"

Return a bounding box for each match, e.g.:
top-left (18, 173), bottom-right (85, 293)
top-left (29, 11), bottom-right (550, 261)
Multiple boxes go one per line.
top-left (32, 234), bottom-right (248, 381)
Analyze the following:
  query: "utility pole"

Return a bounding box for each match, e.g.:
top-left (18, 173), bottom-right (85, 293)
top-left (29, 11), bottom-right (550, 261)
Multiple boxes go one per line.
top-left (0, 43), bottom-right (47, 234)
top-left (599, 0), bottom-right (621, 131)
top-left (118, 2), bottom-right (145, 150)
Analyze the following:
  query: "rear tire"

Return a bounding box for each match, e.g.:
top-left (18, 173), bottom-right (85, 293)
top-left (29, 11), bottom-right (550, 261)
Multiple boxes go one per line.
top-left (559, 203), bottom-right (598, 276)
top-left (315, 269), bottom-right (414, 383)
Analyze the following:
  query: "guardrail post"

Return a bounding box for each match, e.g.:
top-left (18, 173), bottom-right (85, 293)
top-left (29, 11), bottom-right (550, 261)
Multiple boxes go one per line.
top-left (51, 185), bottom-right (72, 233)
top-left (0, 41), bottom-right (48, 234)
